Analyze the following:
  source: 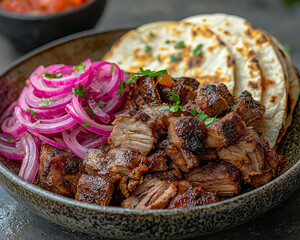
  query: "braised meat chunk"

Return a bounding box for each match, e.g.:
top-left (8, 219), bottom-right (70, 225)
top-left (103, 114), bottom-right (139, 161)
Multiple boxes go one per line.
top-left (147, 150), bottom-right (169, 172)
top-left (168, 187), bottom-right (218, 209)
top-left (187, 162), bottom-right (241, 196)
top-left (206, 112), bottom-right (247, 148)
top-left (217, 128), bottom-right (265, 186)
top-left (37, 143), bottom-right (82, 198)
top-left (158, 77), bottom-right (199, 105)
top-left (232, 90), bottom-right (265, 130)
top-left (184, 84), bottom-right (233, 117)
top-left (75, 174), bottom-right (114, 206)
top-left (121, 178), bottom-right (177, 209)
top-left (109, 109), bottom-right (165, 154)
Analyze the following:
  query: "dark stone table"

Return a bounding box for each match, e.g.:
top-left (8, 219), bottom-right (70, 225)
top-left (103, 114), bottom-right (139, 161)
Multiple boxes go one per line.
top-left (0, 0), bottom-right (299, 239)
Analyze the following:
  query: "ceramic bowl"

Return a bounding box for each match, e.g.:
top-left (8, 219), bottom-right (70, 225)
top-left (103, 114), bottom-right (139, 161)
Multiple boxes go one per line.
top-left (0, 29), bottom-right (299, 240)
top-left (0, 0), bottom-right (106, 53)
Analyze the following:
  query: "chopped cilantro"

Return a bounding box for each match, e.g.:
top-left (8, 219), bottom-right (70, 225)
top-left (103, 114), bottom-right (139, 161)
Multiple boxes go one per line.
top-left (110, 63), bottom-right (114, 76)
top-left (26, 109), bottom-right (38, 118)
top-left (168, 92), bottom-right (180, 105)
top-left (204, 117), bottom-right (219, 126)
top-left (126, 74), bottom-right (138, 85)
top-left (85, 108), bottom-right (95, 118)
top-left (43, 72), bottom-right (62, 79)
top-left (196, 112), bottom-right (208, 121)
top-left (96, 100), bottom-right (106, 108)
top-left (7, 136), bottom-right (13, 142)
top-left (33, 73), bottom-right (38, 76)
top-left (174, 41), bottom-right (186, 49)
top-left (104, 92), bottom-right (108, 96)
top-left (145, 45), bottom-right (152, 53)
top-left (190, 109), bottom-right (198, 116)
top-left (191, 44), bottom-right (204, 56)
top-left (149, 32), bottom-right (155, 38)
top-left (33, 120), bottom-right (40, 126)
top-left (117, 80), bottom-right (125, 96)
top-left (73, 62), bottom-right (86, 76)
top-left (82, 120), bottom-right (91, 127)
top-left (125, 68), bottom-right (168, 85)
top-left (170, 54), bottom-right (182, 62)
top-left (39, 99), bottom-right (52, 107)
top-left (72, 84), bottom-right (88, 99)
top-left (165, 40), bottom-right (171, 44)
top-left (157, 54), bottom-right (161, 62)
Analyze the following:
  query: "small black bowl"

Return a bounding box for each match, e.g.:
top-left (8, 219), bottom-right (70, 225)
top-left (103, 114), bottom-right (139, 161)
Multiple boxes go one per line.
top-left (0, 0), bottom-right (106, 53)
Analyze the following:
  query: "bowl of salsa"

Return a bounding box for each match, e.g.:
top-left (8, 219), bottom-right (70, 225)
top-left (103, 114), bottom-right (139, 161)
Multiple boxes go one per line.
top-left (0, 0), bottom-right (106, 53)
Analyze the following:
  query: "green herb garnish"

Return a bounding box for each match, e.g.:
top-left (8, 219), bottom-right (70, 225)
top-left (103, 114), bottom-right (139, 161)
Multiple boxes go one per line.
top-left (157, 54), bottom-right (161, 62)
top-left (149, 32), bottom-right (155, 38)
top-left (82, 120), bottom-right (91, 127)
top-left (170, 54), bottom-right (182, 62)
top-left (73, 62), bottom-right (86, 76)
top-left (26, 109), bottom-right (38, 118)
top-left (85, 108), bottom-right (95, 118)
top-left (117, 80), bottom-right (125, 96)
top-left (7, 136), bottom-right (13, 142)
top-left (125, 68), bottom-right (168, 85)
top-left (204, 117), bottom-right (219, 126)
top-left (96, 100), bottom-right (106, 108)
top-left (72, 84), bottom-right (88, 99)
top-left (191, 44), bottom-right (204, 56)
top-left (104, 92), bottom-right (108, 96)
top-left (33, 120), bottom-right (41, 126)
top-left (145, 45), bottom-right (152, 53)
top-left (39, 99), bottom-right (52, 107)
top-left (174, 41), bottom-right (186, 49)
top-left (33, 73), bottom-right (38, 76)
top-left (43, 72), bottom-right (62, 79)
top-left (110, 63), bottom-right (114, 76)
top-left (165, 40), bottom-right (171, 44)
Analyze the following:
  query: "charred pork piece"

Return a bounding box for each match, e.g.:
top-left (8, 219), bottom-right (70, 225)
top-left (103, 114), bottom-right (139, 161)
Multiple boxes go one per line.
top-left (124, 76), bottom-right (162, 110)
top-left (96, 143), bottom-right (111, 153)
top-left (261, 137), bottom-right (280, 177)
top-left (75, 174), bottom-right (114, 206)
top-left (37, 143), bottom-right (82, 198)
top-left (167, 187), bottom-right (218, 209)
top-left (231, 90), bottom-right (265, 130)
top-left (147, 150), bottom-right (169, 172)
top-left (200, 148), bottom-right (218, 161)
top-left (109, 148), bottom-right (148, 180)
top-left (83, 149), bottom-right (120, 183)
top-left (165, 117), bottom-right (207, 172)
top-left (206, 112), bottom-right (247, 148)
top-left (158, 77), bottom-right (199, 105)
top-left (217, 128), bottom-right (265, 185)
top-left (184, 84), bottom-right (233, 117)
top-left (187, 162), bottom-right (241, 196)
top-left (109, 109), bottom-right (164, 154)
top-left (121, 178), bottom-right (177, 209)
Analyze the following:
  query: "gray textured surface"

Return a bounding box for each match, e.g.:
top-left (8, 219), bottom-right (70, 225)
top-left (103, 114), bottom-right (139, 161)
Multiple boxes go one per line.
top-left (0, 0), bottom-right (299, 239)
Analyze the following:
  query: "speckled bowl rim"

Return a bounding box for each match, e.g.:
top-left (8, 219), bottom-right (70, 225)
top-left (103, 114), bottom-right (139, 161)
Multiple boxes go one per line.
top-left (0, 0), bottom-right (101, 20)
top-left (0, 28), bottom-right (299, 217)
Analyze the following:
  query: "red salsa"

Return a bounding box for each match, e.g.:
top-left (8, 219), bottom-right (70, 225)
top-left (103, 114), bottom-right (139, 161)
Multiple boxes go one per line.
top-left (0, 0), bottom-right (91, 14)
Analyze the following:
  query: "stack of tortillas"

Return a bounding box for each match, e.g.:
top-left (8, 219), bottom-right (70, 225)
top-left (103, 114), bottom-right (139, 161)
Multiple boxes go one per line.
top-left (103, 13), bottom-right (300, 148)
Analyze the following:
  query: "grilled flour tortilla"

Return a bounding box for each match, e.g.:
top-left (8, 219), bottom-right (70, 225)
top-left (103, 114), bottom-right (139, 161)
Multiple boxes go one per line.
top-left (184, 14), bottom-right (288, 148)
top-left (103, 21), bottom-right (236, 93)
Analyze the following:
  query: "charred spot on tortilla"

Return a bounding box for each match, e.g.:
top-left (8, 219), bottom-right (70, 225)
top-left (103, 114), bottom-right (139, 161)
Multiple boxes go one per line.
top-left (269, 95), bottom-right (277, 103)
top-left (248, 58), bottom-right (259, 71)
top-left (268, 79), bottom-right (275, 86)
top-left (224, 30), bottom-right (230, 35)
top-left (248, 50), bottom-right (255, 57)
top-left (187, 56), bottom-right (204, 69)
top-left (227, 55), bottom-right (235, 68)
top-left (256, 33), bottom-right (268, 45)
top-left (247, 81), bottom-right (260, 90)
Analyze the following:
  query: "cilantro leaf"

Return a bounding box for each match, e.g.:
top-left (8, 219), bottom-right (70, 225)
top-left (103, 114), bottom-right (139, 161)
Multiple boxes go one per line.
top-left (204, 117), bottom-right (219, 126)
top-left (145, 45), bottom-right (152, 53)
top-left (126, 75), bottom-right (138, 85)
top-left (82, 120), bottom-right (91, 127)
top-left (96, 100), bottom-right (106, 108)
top-left (26, 109), bottom-right (38, 118)
top-left (43, 72), bottom-right (62, 79)
top-left (157, 54), bottom-right (161, 62)
top-left (174, 41), bottom-right (186, 49)
top-left (39, 99), bottom-right (52, 107)
top-left (124, 68), bottom-right (168, 85)
top-left (149, 32), bottom-right (155, 38)
top-left (85, 108), bottom-right (95, 118)
top-left (104, 92), bottom-right (108, 96)
top-left (33, 120), bottom-right (41, 126)
top-left (7, 136), bottom-right (13, 142)
top-left (159, 106), bottom-right (170, 111)
top-left (192, 44), bottom-right (203, 56)
top-left (170, 54), bottom-right (182, 62)
top-left (196, 112), bottom-right (208, 121)
top-left (110, 63), bottom-right (114, 76)
top-left (190, 109), bottom-right (198, 116)
top-left (168, 92), bottom-right (180, 105)
top-left (165, 40), bottom-right (171, 44)
top-left (72, 84), bottom-right (88, 99)
top-left (117, 80), bottom-right (125, 96)
top-left (73, 63), bottom-right (86, 76)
